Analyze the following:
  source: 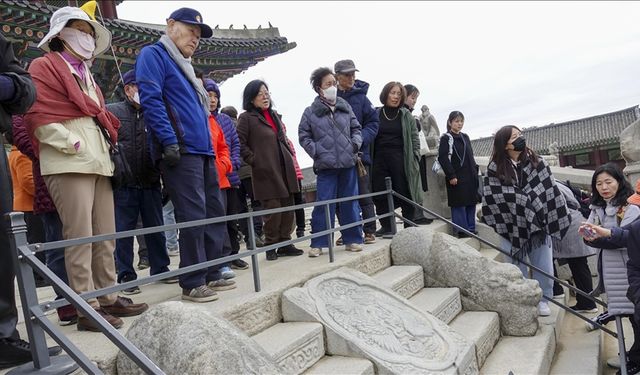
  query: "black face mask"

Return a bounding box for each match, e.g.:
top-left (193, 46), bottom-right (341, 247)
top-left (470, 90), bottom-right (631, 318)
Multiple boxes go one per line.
top-left (512, 136), bottom-right (526, 152)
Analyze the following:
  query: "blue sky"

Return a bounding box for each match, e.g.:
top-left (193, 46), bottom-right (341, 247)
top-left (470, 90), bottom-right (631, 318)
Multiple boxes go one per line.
top-left (117, 1), bottom-right (640, 168)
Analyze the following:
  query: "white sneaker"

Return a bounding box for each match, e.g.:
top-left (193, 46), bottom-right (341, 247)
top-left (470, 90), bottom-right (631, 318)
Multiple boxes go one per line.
top-left (585, 316), bottom-right (599, 332)
top-left (345, 243), bottom-right (363, 252)
top-left (167, 246), bottom-right (180, 257)
top-left (538, 301), bottom-right (551, 316)
top-left (308, 248), bottom-right (322, 257)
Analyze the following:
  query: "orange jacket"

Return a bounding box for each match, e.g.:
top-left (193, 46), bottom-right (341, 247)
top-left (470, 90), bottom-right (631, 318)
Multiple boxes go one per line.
top-left (8, 146), bottom-right (35, 212)
top-left (208, 115), bottom-right (232, 189)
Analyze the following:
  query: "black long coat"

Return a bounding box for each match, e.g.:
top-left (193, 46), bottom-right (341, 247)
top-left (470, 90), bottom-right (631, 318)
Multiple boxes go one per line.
top-left (437, 131), bottom-right (479, 207)
top-left (236, 109), bottom-right (299, 202)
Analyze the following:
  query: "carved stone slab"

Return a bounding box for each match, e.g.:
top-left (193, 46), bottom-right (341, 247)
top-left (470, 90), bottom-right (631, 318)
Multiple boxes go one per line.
top-left (252, 322), bottom-right (324, 374)
top-left (282, 267), bottom-right (478, 374)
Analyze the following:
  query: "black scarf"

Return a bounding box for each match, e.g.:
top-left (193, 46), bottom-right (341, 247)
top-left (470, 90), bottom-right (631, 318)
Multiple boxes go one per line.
top-left (481, 157), bottom-right (571, 258)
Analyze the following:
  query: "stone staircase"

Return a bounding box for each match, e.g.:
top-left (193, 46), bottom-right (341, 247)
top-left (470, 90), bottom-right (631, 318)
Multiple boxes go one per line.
top-left (249, 259), bottom-right (563, 374)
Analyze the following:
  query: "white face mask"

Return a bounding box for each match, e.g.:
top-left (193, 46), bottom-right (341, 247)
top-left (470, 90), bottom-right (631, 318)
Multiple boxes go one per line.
top-left (133, 92), bottom-right (140, 105)
top-left (59, 27), bottom-right (96, 60)
top-left (322, 86), bottom-right (338, 104)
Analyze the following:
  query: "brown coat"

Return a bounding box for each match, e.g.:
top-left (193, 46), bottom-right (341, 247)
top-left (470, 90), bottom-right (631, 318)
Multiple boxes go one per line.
top-left (237, 109), bottom-right (299, 201)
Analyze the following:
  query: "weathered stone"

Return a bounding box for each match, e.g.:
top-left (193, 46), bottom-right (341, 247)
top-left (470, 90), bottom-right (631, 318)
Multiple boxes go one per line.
top-left (116, 301), bottom-right (281, 375)
top-left (391, 227), bottom-right (541, 336)
top-left (621, 118), bottom-right (640, 187)
top-left (409, 288), bottom-right (462, 324)
top-left (282, 267), bottom-right (478, 374)
top-left (449, 311), bottom-right (500, 368)
top-left (305, 356), bottom-right (374, 375)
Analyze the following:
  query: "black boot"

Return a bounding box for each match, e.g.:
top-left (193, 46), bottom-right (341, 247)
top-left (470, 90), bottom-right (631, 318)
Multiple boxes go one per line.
top-left (0, 337), bottom-right (62, 370)
top-left (266, 250), bottom-right (278, 261)
top-left (277, 244), bottom-right (304, 257)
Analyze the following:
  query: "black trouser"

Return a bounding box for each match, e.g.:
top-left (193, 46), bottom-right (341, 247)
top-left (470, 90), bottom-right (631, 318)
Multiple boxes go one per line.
top-left (293, 180), bottom-right (305, 235)
top-left (238, 177), bottom-right (263, 240)
top-left (553, 257), bottom-right (595, 308)
top-left (24, 212), bottom-right (46, 272)
top-left (0, 136), bottom-right (18, 339)
top-left (371, 148), bottom-right (415, 230)
top-left (224, 188), bottom-right (241, 256)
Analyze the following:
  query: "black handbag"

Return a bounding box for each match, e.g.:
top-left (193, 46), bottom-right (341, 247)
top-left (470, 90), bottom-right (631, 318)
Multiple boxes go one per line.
top-left (94, 118), bottom-right (133, 190)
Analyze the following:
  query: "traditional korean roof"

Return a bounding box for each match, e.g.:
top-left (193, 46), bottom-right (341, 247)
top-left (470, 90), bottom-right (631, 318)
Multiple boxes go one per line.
top-left (470, 106), bottom-right (640, 157)
top-left (0, 0), bottom-right (296, 85)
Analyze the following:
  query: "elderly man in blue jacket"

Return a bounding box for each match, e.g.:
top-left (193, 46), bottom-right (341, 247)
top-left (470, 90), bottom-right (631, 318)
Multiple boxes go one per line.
top-left (135, 8), bottom-right (227, 303)
top-left (335, 59), bottom-right (379, 244)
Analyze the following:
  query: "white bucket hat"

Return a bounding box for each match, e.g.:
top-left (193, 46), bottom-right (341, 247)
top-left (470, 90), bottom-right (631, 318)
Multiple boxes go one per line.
top-left (38, 6), bottom-right (111, 57)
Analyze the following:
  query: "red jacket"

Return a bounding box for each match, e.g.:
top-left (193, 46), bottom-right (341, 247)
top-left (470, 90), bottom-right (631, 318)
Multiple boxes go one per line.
top-left (208, 115), bottom-right (232, 189)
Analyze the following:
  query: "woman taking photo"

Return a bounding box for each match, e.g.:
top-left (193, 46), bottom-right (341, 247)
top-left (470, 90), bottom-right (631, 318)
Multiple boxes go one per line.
top-left (298, 67), bottom-right (363, 257)
top-left (236, 79), bottom-right (302, 261)
top-left (438, 111), bottom-right (479, 238)
top-left (25, 6), bottom-right (147, 331)
top-left (481, 125), bottom-right (570, 316)
top-left (371, 82), bottom-right (422, 236)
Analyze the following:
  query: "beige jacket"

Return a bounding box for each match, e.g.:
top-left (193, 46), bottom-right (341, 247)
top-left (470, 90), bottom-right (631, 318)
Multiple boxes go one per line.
top-left (36, 55), bottom-right (113, 177)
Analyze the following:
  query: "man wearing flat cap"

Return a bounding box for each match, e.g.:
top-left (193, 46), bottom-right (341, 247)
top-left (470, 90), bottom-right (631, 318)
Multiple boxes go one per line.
top-left (136, 8), bottom-right (227, 303)
top-left (107, 69), bottom-right (172, 295)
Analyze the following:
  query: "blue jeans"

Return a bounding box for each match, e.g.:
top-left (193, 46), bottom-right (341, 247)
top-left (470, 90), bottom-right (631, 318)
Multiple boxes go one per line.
top-left (311, 167), bottom-right (363, 248)
top-left (163, 200), bottom-right (178, 250)
top-left (451, 205), bottom-right (476, 234)
top-left (501, 235), bottom-right (553, 298)
top-left (114, 186), bottom-right (169, 282)
top-left (40, 211), bottom-right (69, 287)
top-left (160, 155), bottom-right (226, 289)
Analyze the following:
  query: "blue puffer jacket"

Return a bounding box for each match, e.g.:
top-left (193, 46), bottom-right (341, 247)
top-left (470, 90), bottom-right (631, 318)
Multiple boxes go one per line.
top-left (215, 111), bottom-right (241, 187)
top-left (337, 80), bottom-right (379, 165)
top-left (299, 96), bottom-right (362, 171)
top-left (136, 42), bottom-right (213, 160)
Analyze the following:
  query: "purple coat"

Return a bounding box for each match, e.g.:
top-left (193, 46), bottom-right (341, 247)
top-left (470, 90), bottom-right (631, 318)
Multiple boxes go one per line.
top-left (215, 111), bottom-right (241, 188)
top-left (11, 115), bottom-right (56, 214)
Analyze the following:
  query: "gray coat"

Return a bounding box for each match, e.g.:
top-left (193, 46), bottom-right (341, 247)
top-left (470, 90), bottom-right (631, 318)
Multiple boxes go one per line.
top-left (552, 183), bottom-right (597, 259)
top-left (587, 202), bottom-right (640, 314)
top-left (298, 97), bottom-right (362, 171)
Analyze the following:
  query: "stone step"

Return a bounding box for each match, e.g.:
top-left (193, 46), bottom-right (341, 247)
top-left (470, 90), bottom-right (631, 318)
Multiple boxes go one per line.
top-left (479, 247), bottom-right (503, 262)
top-left (540, 298), bottom-right (568, 343)
top-left (460, 236), bottom-right (481, 250)
top-left (252, 322), bottom-right (325, 374)
top-left (303, 356), bottom-right (374, 375)
top-left (426, 219), bottom-right (450, 234)
top-left (549, 312), bottom-right (601, 375)
top-left (371, 265), bottom-right (424, 299)
top-left (450, 311), bottom-right (501, 368)
top-left (408, 287), bottom-right (462, 324)
top-left (480, 325), bottom-right (556, 375)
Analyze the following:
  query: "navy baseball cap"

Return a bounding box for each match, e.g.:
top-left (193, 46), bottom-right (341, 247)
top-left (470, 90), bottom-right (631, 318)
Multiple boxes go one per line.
top-left (122, 70), bottom-right (136, 86)
top-left (168, 8), bottom-right (213, 38)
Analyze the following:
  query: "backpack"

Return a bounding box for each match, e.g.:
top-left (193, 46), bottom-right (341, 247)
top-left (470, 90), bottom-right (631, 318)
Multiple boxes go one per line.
top-left (432, 133), bottom-right (453, 174)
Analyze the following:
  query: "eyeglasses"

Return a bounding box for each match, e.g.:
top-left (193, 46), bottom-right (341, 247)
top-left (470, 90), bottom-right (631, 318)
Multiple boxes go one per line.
top-left (257, 90), bottom-right (270, 98)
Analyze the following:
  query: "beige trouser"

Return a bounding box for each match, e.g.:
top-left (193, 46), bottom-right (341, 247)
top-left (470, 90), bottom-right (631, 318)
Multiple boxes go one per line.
top-left (44, 173), bottom-right (117, 311)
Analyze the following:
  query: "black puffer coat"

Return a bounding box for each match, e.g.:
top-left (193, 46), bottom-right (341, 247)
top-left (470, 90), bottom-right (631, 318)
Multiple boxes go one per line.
top-left (438, 131), bottom-right (479, 207)
top-left (107, 100), bottom-right (160, 188)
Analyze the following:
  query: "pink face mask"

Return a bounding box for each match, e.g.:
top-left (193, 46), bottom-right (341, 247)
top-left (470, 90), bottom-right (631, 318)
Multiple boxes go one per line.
top-left (58, 27), bottom-right (96, 60)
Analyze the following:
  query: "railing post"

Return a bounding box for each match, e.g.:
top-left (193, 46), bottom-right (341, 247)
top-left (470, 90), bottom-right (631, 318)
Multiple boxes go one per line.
top-left (6, 212), bottom-right (77, 374)
top-left (247, 216), bottom-right (261, 292)
top-left (325, 203), bottom-right (334, 263)
top-left (385, 177), bottom-right (397, 236)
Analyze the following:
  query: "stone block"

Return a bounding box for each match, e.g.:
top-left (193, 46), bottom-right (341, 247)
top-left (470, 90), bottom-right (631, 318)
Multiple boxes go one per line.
top-left (409, 287), bottom-right (462, 324)
top-left (304, 356), bottom-right (374, 375)
top-left (450, 311), bottom-right (500, 368)
top-left (480, 325), bottom-right (556, 375)
top-left (391, 228), bottom-right (541, 336)
top-left (116, 301), bottom-right (280, 375)
top-left (460, 237), bottom-right (481, 250)
top-left (252, 322), bottom-right (325, 374)
top-left (372, 265), bottom-right (424, 298)
top-left (346, 245), bottom-right (391, 276)
top-left (282, 267), bottom-right (478, 374)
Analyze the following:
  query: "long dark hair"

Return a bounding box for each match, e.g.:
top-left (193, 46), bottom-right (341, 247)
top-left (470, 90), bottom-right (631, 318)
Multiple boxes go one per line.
top-left (446, 111), bottom-right (464, 132)
top-left (490, 125), bottom-right (539, 185)
top-left (242, 79), bottom-right (272, 111)
top-left (590, 163), bottom-right (633, 208)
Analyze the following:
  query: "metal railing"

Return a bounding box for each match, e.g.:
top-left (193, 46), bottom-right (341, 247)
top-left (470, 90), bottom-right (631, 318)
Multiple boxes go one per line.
top-left (5, 176), bottom-right (627, 374)
top-left (6, 178), bottom-right (400, 374)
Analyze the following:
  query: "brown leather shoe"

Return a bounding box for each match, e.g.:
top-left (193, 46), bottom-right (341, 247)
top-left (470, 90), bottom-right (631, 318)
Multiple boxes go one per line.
top-left (77, 309), bottom-right (123, 332)
top-left (101, 296), bottom-right (149, 317)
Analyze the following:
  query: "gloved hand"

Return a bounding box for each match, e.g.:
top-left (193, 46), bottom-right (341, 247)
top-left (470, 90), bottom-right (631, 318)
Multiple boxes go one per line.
top-left (162, 144), bottom-right (181, 167)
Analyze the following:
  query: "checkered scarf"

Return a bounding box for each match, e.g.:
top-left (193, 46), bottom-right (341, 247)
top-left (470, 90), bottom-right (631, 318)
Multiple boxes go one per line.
top-left (481, 157), bottom-right (571, 258)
